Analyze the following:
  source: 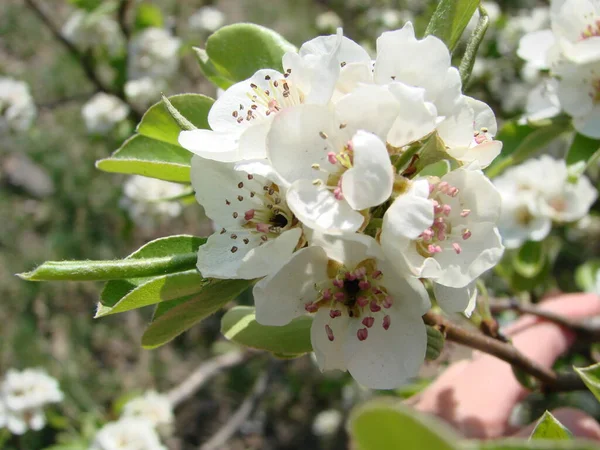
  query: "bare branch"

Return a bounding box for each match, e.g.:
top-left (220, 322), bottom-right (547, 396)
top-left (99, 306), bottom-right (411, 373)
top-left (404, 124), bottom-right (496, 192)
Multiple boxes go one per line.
top-left (167, 351), bottom-right (249, 408)
top-left (423, 311), bottom-right (585, 392)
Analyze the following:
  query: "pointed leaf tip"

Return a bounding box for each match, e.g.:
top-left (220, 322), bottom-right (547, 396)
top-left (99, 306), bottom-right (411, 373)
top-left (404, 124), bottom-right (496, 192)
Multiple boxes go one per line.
top-left (161, 94), bottom-right (197, 131)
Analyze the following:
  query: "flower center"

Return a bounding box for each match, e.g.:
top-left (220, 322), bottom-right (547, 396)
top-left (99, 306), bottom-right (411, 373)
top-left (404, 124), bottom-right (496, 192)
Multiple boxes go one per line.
top-left (304, 259), bottom-right (393, 342)
top-left (416, 181), bottom-right (472, 257)
top-left (580, 19), bottom-right (600, 40)
top-left (473, 126), bottom-right (491, 145)
top-left (221, 173), bottom-right (297, 253)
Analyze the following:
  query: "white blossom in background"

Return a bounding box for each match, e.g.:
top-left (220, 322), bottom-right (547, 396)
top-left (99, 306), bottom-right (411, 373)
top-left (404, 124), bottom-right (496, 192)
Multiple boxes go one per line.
top-left (128, 28), bottom-right (181, 80)
top-left (315, 11), bottom-right (343, 32)
top-left (494, 155), bottom-right (598, 248)
top-left (122, 391), bottom-right (173, 435)
top-left (0, 369), bottom-right (63, 435)
top-left (120, 175), bottom-right (187, 227)
top-left (312, 409), bottom-right (343, 437)
top-left (81, 93), bottom-right (129, 134)
top-left (62, 10), bottom-right (124, 56)
top-left (124, 76), bottom-right (166, 110)
top-left (498, 7), bottom-right (550, 56)
top-left (188, 6), bottom-right (225, 33)
top-left (0, 77), bottom-right (36, 133)
top-left (254, 232), bottom-right (430, 390)
top-left (381, 168), bottom-right (504, 314)
top-left (89, 418), bottom-right (166, 450)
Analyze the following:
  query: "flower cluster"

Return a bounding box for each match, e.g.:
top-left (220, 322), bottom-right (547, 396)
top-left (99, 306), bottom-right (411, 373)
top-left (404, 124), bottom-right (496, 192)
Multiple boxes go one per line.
top-left (82, 92), bottom-right (130, 135)
top-left (494, 155), bottom-right (597, 248)
top-left (179, 23), bottom-right (505, 389)
top-left (0, 77), bottom-right (36, 134)
top-left (517, 0), bottom-right (600, 137)
top-left (62, 9), bottom-right (124, 57)
top-left (0, 368), bottom-right (63, 435)
top-left (89, 391), bottom-right (172, 450)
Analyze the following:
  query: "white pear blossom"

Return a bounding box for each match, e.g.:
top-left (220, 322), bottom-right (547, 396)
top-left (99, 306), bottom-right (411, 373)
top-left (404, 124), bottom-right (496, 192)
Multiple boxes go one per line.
top-left (254, 232), bottom-right (430, 389)
top-left (125, 77), bottom-right (166, 110)
top-left (89, 418), bottom-right (166, 450)
top-left (62, 10), bottom-right (124, 56)
top-left (494, 155), bottom-right (597, 248)
top-left (0, 77), bottom-right (36, 133)
top-left (0, 369), bottom-right (63, 435)
top-left (380, 168), bottom-right (504, 314)
top-left (188, 6), bottom-right (225, 32)
top-left (82, 93), bottom-right (129, 134)
top-left (128, 28), bottom-right (181, 81)
top-left (122, 391), bottom-right (173, 434)
top-left (190, 156), bottom-right (302, 279)
top-left (315, 11), bottom-right (343, 32)
top-left (312, 409), bottom-right (343, 436)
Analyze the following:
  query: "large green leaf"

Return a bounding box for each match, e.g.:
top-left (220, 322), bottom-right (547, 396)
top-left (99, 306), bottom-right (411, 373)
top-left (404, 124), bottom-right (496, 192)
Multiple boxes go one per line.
top-left (134, 4), bottom-right (164, 30)
top-left (425, 0), bottom-right (480, 52)
top-left (96, 94), bottom-right (214, 182)
top-left (530, 411), bottom-right (572, 440)
top-left (349, 399), bottom-right (460, 450)
top-left (96, 270), bottom-right (208, 317)
top-left (141, 279), bottom-right (253, 349)
top-left (193, 47), bottom-right (235, 90)
top-left (566, 133), bottom-right (600, 174)
top-left (99, 235), bottom-right (205, 308)
top-left (206, 24), bottom-right (296, 82)
top-left (220, 306), bottom-right (312, 357)
top-left (574, 363), bottom-right (600, 403)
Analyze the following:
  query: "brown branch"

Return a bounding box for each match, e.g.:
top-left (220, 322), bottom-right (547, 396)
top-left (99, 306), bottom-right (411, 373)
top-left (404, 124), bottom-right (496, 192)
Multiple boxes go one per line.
top-left (117, 0), bottom-right (133, 39)
top-left (423, 311), bottom-right (585, 392)
top-left (167, 351), bottom-right (250, 408)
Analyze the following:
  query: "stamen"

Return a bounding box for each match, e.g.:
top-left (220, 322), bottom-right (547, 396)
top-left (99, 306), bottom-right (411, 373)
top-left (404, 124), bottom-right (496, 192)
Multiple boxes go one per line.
top-left (452, 243), bottom-right (462, 254)
top-left (329, 309), bottom-right (342, 319)
top-left (305, 302), bottom-right (318, 313)
top-left (358, 280), bottom-right (371, 290)
top-left (325, 324), bottom-right (335, 342)
top-left (362, 317), bottom-right (374, 328)
top-left (461, 209), bottom-right (471, 217)
top-left (369, 300), bottom-right (381, 312)
top-left (462, 229), bottom-right (472, 240)
top-left (382, 315), bottom-right (391, 330)
top-left (357, 328), bottom-right (368, 341)
top-left (356, 296), bottom-right (368, 307)
top-left (244, 209), bottom-right (255, 220)
top-left (382, 296), bottom-right (393, 309)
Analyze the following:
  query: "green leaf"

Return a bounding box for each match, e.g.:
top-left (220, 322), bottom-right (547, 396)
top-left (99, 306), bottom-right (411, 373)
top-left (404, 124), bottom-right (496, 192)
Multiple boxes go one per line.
top-left (193, 47), bottom-right (235, 90)
top-left (418, 160), bottom-right (452, 178)
top-left (134, 4), bottom-right (164, 30)
top-left (574, 363), bottom-right (600, 403)
top-left (68, 0), bottom-right (103, 11)
top-left (575, 259), bottom-right (600, 292)
top-left (513, 241), bottom-right (546, 279)
top-left (486, 119), bottom-right (571, 178)
top-left (97, 94), bottom-right (214, 182)
top-left (206, 24), bottom-right (296, 82)
top-left (425, 0), bottom-right (480, 52)
top-left (100, 235), bottom-right (206, 308)
top-left (137, 94), bottom-right (213, 146)
top-left (566, 133), bottom-right (600, 174)
top-left (465, 440), bottom-right (600, 449)
top-left (96, 270), bottom-right (207, 317)
top-left (141, 279), bottom-right (253, 348)
top-left (221, 306), bottom-right (312, 357)
top-left (426, 325), bottom-right (445, 361)
top-left (530, 411), bottom-right (572, 440)
top-left (349, 399), bottom-right (460, 450)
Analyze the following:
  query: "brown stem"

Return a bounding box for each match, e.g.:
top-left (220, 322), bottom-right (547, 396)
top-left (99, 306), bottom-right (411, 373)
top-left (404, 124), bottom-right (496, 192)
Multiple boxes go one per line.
top-left (423, 311), bottom-right (585, 392)
top-left (117, 0), bottom-right (133, 39)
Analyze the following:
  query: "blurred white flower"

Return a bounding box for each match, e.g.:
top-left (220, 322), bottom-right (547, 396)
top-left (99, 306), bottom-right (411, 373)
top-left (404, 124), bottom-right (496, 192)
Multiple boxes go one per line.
top-left (124, 76), bottom-right (166, 110)
top-left (128, 28), bottom-right (181, 80)
top-left (0, 77), bottom-right (36, 133)
top-left (120, 175), bottom-right (187, 227)
top-left (62, 10), bottom-right (124, 56)
top-left (81, 93), bottom-right (129, 134)
top-left (188, 6), bottom-right (225, 33)
top-left (0, 369), bottom-right (63, 435)
top-left (89, 418), bottom-right (166, 450)
top-left (315, 11), bottom-right (343, 31)
top-left (122, 391), bottom-right (173, 435)
top-left (498, 7), bottom-right (550, 55)
top-left (312, 409), bottom-right (343, 437)
top-left (494, 155), bottom-right (598, 248)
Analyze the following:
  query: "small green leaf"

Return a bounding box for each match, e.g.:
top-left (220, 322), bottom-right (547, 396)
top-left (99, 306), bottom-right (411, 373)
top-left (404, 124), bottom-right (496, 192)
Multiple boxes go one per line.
top-left (221, 306), bottom-right (312, 356)
top-left (96, 270), bottom-right (207, 317)
top-left (513, 241), bottom-right (546, 279)
top-left (426, 325), bottom-right (445, 361)
top-left (206, 24), bottom-right (296, 82)
top-left (566, 133), bottom-right (600, 174)
top-left (465, 439), bottom-right (600, 449)
top-left (530, 411), bottom-right (572, 440)
top-left (160, 95), bottom-right (197, 131)
top-left (349, 399), bottom-right (460, 450)
top-left (574, 363), bottom-right (600, 403)
top-left (575, 259), bottom-right (600, 293)
top-left (418, 160), bottom-right (452, 178)
top-left (134, 4), bottom-right (164, 30)
top-left (141, 279), bottom-right (253, 348)
top-left (425, 0), bottom-right (480, 52)
top-left (100, 235), bottom-right (206, 308)
top-left (193, 47), bottom-right (235, 90)
top-left (97, 94), bottom-right (214, 182)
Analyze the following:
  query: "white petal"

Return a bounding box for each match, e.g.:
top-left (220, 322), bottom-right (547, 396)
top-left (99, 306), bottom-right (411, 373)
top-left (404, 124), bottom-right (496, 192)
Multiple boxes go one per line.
top-left (432, 68), bottom-right (464, 117)
top-left (253, 246), bottom-right (329, 326)
top-left (29, 410), bottom-right (46, 431)
top-left (378, 260), bottom-right (431, 315)
top-left (299, 34), bottom-right (371, 66)
top-left (565, 37), bottom-right (600, 64)
top-left (467, 97), bottom-right (498, 135)
top-left (517, 29), bottom-right (555, 69)
top-left (436, 97), bottom-right (475, 148)
top-left (381, 179), bottom-right (433, 241)
top-left (287, 180), bottom-right (364, 233)
top-left (7, 413), bottom-right (27, 435)
top-left (237, 118), bottom-right (272, 160)
top-left (442, 168), bottom-right (502, 223)
top-left (178, 129), bottom-right (242, 162)
top-left (433, 281), bottom-right (478, 316)
top-left (311, 307), bottom-right (350, 372)
top-left (573, 107), bottom-right (600, 139)
top-left (386, 82), bottom-right (438, 147)
top-left (448, 141), bottom-right (503, 168)
top-left (308, 230), bottom-right (379, 267)
top-left (343, 301), bottom-right (427, 389)
top-left (342, 131), bottom-right (394, 210)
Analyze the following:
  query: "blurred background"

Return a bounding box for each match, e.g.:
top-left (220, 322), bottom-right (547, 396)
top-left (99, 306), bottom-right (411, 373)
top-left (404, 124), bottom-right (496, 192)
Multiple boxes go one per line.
top-left (2, 0), bottom-right (596, 449)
